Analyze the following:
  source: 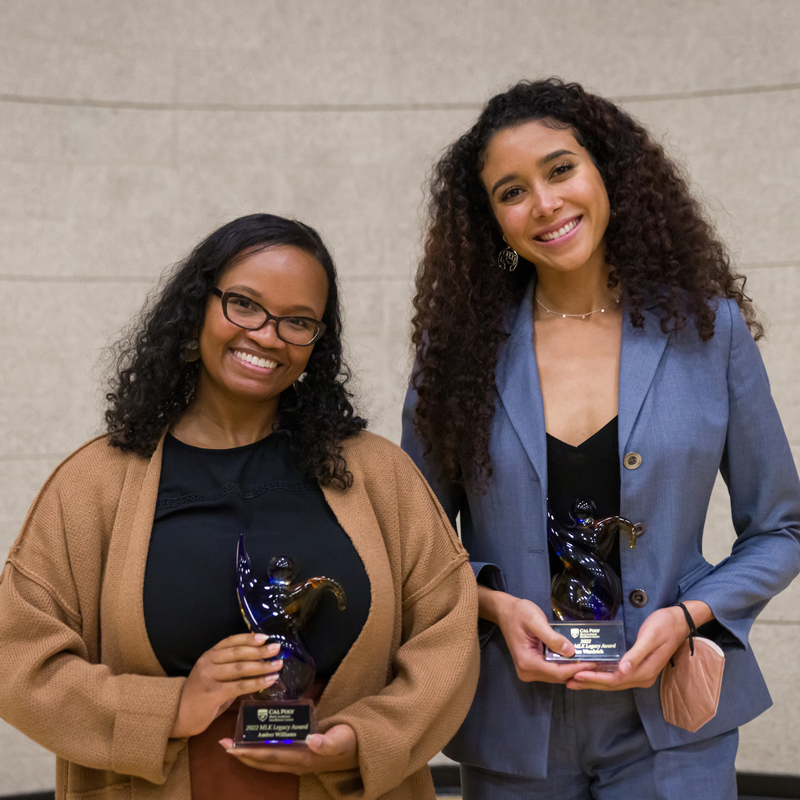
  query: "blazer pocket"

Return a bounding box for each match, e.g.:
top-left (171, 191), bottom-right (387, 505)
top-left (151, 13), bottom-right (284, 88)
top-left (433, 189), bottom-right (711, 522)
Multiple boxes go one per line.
top-left (678, 559), bottom-right (715, 594)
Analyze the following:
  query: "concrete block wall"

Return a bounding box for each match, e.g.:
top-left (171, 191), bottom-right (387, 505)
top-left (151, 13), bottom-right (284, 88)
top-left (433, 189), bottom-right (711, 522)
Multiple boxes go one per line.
top-left (1, 1), bottom-right (798, 793)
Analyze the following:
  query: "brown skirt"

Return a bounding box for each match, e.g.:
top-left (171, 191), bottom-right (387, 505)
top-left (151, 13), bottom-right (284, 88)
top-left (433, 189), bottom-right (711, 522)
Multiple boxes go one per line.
top-left (188, 700), bottom-right (299, 800)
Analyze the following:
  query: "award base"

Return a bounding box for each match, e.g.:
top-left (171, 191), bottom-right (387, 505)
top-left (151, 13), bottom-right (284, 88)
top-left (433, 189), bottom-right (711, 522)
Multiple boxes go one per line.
top-left (232, 696), bottom-right (317, 747)
top-left (544, 620), bottom-right (625, 672)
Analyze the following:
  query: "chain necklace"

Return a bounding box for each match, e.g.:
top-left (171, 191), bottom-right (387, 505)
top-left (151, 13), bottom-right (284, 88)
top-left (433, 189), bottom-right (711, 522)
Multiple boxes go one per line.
top-left (535, 292), bottom-right (622, 320)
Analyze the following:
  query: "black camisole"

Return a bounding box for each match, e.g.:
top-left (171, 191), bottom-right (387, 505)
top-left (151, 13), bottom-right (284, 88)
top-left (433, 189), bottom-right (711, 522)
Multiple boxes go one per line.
top-left (546, 416), bottom-right (622, 580)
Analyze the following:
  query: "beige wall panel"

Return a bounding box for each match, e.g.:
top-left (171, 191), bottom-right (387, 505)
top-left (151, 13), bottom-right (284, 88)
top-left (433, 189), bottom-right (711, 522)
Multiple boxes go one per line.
top-left (0, 0), bottom-right (178, 47)
top-left (0, 105), bottom-right (173, 167)
top-left (486, 0), bottom-right (800, 100)
top-left (340, 276), bottom-right (414, 442)
top-left (624, 90), bottom-right (800, 266)
top-left (0, 395), bottom-right (101, 461)
top-left (70, 165), bottom-right (180, 231)
top-left (173, 109), bottom-right (475, 280)
top-left (175, 166), bottom-right (287, 251)
top-left (0, 106), bottom-right (476, 281)
top-left (3, 1), bottom-right (799, 105)
top-left (0, 720), bottom-right (55, 794)
top-left (737, 622), bottom-right (800, 774)
top-left (0, 222), bottom-right (179, 282)
top-left (0, 103), bottom-right (179, 279)
top-left (0, 39), bottom-right (175, 104)
top-left (0, 280), bottom-right (150, 457)
top-left (746, 265), bottom-right (800, 327)
top-left (175, 5), bottom-right (388, 106)
top-left (0, 161), bottom-right (72, 224)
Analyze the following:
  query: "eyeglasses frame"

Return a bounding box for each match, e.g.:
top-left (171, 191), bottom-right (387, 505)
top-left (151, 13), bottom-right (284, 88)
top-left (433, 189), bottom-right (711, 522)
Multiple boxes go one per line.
top-left (211, 287), bottom-right (326, 346)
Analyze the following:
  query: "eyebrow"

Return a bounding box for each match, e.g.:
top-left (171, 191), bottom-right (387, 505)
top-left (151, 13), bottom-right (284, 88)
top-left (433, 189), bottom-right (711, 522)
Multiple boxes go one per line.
top-left (223, 285), bottom-right (320, 317)
top-left (490, 149), bottom-right (578, 196)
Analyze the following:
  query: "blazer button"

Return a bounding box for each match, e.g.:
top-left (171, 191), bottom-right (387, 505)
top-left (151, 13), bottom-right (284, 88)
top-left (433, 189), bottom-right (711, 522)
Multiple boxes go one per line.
top-left (629, 589), bottom-right (648, 608)
top-left (624, 452), bottom-right (642, 470)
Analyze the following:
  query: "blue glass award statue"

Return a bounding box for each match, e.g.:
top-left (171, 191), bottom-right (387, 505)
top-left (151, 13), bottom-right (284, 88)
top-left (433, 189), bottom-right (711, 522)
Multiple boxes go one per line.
top-left (544, 499), bottom-right (643, 669)
top-left (233, 532), bottom-right (346, 747)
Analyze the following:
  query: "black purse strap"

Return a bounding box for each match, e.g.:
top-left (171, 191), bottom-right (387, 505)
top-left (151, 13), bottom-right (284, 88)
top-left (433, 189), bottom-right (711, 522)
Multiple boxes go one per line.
top-left (669, 601), bottom-right (697, 663)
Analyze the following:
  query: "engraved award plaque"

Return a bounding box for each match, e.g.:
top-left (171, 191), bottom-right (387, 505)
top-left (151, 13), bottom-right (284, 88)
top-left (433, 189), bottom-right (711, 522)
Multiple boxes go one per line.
top-left (544, 499), bottom-right (643, 670)
top-left (233, 532), bottom-right (346, 747)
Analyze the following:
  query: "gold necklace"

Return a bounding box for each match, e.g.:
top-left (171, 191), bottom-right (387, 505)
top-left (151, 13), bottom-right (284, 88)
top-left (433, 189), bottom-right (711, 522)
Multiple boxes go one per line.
top-left (535, 292), bottom-right (622, 320)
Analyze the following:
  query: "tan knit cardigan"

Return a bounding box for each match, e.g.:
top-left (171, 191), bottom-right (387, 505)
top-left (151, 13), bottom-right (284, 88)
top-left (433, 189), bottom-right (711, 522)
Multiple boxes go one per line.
top-left (0, 431), bottom-right (479, 800)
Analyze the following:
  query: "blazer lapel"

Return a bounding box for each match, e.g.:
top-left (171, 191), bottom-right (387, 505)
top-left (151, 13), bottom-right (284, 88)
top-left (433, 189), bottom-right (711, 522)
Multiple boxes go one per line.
top-left (495, 281), bottom-right (548, 488)
top-left (618, 304), bottom-right (669, 451)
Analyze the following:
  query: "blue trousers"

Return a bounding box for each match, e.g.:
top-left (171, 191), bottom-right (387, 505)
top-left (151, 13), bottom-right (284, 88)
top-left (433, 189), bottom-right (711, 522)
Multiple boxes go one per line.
top-left (461, 685), bottom-right (738, 800)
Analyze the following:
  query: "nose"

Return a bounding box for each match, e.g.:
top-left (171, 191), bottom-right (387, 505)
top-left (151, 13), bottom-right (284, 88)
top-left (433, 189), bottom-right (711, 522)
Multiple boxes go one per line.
top-left (531, 184), bottom-right (563, 219)
top-left (248, 320), bottom-right (284, 348)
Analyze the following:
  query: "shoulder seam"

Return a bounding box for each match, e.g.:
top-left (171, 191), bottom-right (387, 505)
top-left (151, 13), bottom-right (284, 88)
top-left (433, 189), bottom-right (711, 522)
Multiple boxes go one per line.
top-left (4, 557), bottom-right (82, 625)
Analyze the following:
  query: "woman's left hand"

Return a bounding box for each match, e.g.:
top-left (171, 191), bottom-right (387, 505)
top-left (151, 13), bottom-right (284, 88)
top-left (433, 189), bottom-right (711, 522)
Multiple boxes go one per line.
top-left (220, 723), bottom-right (359, 775)
top-left (566, 603), bottom-right (707, 691)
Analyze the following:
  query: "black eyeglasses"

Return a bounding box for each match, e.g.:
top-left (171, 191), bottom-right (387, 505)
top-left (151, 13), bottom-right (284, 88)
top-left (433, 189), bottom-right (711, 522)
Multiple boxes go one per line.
top-left (211, 288), bottom-right (326, 346)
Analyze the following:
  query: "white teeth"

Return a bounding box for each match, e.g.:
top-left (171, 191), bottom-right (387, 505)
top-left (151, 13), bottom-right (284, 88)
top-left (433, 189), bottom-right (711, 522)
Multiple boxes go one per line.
top-left (538, 218), bottom-right (579, 242)
top-left (233, 350), bottom-right (277, 370)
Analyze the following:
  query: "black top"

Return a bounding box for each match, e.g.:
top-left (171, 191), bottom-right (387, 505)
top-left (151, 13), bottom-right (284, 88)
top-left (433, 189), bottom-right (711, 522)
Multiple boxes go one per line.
top-left (143, 431), bottom-right (371, 679)
top-left (546, 417), bottom-right (622, 579)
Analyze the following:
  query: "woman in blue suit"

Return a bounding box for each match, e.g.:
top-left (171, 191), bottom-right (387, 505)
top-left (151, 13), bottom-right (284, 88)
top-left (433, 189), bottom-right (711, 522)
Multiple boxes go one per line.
top-left (402, 79), bottom-right (800, 798)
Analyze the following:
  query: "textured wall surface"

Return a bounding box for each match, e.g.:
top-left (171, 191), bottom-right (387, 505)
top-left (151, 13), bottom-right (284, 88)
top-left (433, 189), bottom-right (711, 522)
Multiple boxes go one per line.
top-left (1, 1), bottom-right (799, 793)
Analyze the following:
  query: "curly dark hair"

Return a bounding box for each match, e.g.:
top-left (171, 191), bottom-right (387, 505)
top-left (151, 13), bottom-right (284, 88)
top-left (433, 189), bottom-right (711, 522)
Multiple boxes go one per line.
top-left (105, 213), bottom-right (366, 488)
top-left (411, 78), bottom-right (761, 487)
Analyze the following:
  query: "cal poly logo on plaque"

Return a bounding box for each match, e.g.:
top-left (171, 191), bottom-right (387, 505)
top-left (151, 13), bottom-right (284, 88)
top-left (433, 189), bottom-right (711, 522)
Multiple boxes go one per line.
top-left (570, 628), bottom-right (580, 638)
top-left (257, 709), bottom-right (270, 722)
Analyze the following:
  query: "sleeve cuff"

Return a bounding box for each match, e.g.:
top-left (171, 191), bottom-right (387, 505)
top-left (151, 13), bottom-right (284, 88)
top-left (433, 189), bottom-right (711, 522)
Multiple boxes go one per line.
top-left (677, 590), bottom-right (753, 651)
top-left (472, 562), bottom-right (505, 592)
top-left (111, 674), bottom-right (186, 783)
top-left (472, 562), bottom-right (505, 648)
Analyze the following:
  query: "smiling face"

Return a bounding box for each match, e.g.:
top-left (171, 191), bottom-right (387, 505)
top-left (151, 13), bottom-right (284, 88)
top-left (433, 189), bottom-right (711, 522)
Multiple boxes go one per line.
top-left (480, 119), bottom-right (611, 278)
top-left (196, 245), bottom-right (328, 413)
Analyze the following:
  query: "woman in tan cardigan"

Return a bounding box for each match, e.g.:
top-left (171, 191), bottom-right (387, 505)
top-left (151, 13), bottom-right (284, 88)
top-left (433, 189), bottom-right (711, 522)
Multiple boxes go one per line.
top-left (0, 214), bottom-right (479, 800)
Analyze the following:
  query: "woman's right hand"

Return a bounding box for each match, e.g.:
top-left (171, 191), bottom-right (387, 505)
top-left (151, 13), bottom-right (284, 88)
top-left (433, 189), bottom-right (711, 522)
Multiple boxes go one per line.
top-left (481, 587), bottom-right (595, 683)
top-left (170, 633), bottom-right (283, 738)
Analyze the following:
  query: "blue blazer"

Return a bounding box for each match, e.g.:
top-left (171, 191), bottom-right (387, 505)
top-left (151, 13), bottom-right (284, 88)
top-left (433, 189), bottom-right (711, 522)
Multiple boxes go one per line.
top-left (401, 281), bottom-right (800, 778)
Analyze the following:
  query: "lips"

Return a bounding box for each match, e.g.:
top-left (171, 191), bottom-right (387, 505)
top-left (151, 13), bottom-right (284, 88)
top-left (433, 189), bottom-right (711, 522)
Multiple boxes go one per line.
top-left (535, 216), bottom-right (582, 242)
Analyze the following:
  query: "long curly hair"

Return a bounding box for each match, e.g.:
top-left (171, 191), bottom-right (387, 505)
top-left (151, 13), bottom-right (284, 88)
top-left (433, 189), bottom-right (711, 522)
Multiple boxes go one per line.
top-left (105, 213), bottom-right (366, 488)
top-left (411, 78), bottom-right (760, 487)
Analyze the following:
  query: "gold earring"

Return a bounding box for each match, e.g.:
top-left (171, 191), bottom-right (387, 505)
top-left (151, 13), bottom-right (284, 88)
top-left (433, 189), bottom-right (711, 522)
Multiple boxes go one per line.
top-left (293, 372), bottom-right (307, 393)
top-left (498, 236), bottom-right (518, 271)
top-left (184, 340), bottom-right (200, 362)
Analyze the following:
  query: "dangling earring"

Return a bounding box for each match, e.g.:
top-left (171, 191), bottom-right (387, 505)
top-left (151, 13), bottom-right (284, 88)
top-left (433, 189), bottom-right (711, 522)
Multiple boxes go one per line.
top-left (498, 236), bottom-right (519, 272)
top-left (184, 339), bottom-right (200, 362)
top-left (293, 372), bottom-right (307, 392)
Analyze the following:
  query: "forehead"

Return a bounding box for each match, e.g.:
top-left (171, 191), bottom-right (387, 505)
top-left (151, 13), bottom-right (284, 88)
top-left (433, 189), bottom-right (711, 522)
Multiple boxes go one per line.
top-left (481, 120), bottom-right (583, 177)
top-left (219, 245), bottom-right (329, 311)
top-left (223, 245), bottom-right (327, 287)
